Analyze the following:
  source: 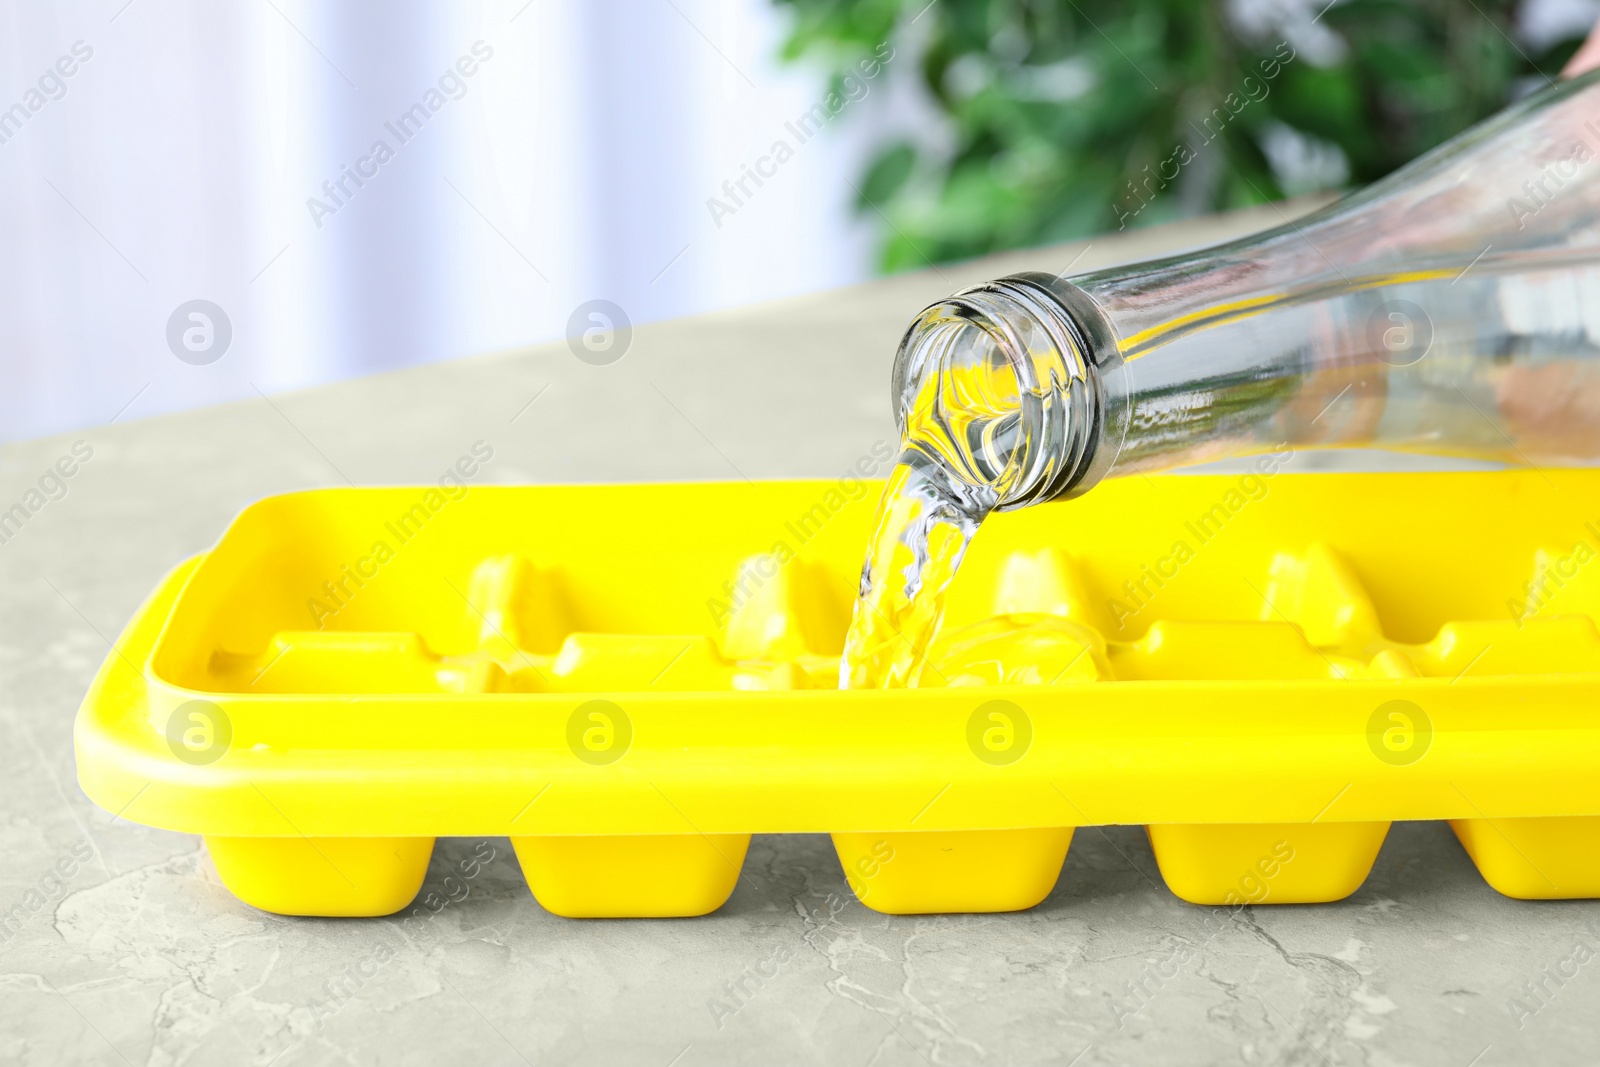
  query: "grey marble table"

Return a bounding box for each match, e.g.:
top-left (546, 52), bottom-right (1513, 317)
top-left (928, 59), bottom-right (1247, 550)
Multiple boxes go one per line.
top-left (3, 203), bottom-right (1595, 1067)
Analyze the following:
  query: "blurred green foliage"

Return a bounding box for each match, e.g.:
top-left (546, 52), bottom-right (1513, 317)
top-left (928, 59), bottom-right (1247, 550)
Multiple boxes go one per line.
top-left (775, 0), bottom-right (1588, 271)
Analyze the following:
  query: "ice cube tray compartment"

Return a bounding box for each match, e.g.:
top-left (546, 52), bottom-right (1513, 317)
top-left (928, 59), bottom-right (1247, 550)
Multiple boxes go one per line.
top-left (74, 474), bottom-right (1600, 918)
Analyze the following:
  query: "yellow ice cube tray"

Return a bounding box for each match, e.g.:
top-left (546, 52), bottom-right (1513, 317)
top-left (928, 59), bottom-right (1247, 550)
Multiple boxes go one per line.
top-left (75, 472), bottom-right (1600, 918)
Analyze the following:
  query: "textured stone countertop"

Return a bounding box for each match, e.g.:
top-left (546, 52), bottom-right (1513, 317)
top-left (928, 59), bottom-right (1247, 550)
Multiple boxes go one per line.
top-left (3, 203), bottom-right (1594, 1067)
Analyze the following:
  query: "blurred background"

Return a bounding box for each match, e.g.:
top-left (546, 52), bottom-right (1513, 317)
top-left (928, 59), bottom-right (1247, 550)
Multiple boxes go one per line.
top-left (2, 0), bottom-right (1596, 443)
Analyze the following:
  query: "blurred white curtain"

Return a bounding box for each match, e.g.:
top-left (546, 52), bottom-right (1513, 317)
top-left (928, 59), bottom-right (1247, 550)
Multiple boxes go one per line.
top-left (0, 0), bottom-right (916, 442)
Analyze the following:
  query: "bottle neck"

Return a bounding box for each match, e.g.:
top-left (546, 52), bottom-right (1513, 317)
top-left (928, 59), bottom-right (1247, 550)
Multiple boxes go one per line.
top-left (890, 272), bottom-right (1121, 509)
top-left (893, 69), bottom-right (1600, 499)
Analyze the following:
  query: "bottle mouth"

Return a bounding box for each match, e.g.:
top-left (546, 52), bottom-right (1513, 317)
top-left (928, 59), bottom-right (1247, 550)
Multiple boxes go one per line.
top-left (890, 272), bottom-right (1116, 510)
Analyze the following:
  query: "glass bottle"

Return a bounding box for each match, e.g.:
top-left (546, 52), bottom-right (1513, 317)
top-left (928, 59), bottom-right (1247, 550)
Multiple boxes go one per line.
top-left (892, 69), bottom-right (1600, 512)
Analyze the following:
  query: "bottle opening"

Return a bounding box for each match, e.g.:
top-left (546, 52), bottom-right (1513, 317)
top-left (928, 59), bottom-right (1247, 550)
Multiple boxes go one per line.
top-left (891, 273), bottom-right (1109, 509)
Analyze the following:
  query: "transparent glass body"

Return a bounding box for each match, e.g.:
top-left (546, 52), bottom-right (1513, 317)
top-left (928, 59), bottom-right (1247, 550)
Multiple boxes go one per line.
top-left (893, 69), bottom-right (1600, 509)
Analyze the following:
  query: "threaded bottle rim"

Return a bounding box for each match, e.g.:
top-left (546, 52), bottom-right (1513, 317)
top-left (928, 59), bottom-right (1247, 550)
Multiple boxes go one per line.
top-left (891, 272), bottom-right (1115, 508)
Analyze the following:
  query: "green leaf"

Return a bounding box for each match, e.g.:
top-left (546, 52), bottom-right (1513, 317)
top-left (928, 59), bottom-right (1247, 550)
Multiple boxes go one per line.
top-left (858, 143), bottom-right (918, 208)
